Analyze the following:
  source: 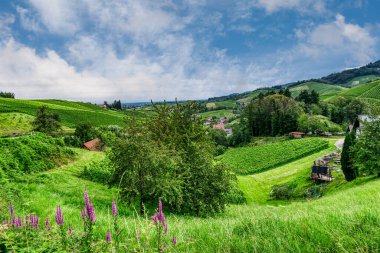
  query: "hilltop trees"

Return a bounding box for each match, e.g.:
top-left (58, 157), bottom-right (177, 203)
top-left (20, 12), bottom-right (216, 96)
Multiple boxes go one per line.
top-left (110, 102), bottom-right (233, 216)
top-left (0, 92), bottom-right (15, 98)
top-left (243, 94), bottom-right (302, 136)
top-left (32, 106), bottom-right (61, 135)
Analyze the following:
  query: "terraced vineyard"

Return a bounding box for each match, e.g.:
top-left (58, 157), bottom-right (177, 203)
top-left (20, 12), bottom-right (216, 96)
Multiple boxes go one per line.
top-left (360, 80), bottom-right (380, 99)
top-left (289, 82), bottom-right (346, 98)
top-left (0, 98), bottom-right (129, 127)
top-left (218, 138), bottom-right (329, 175)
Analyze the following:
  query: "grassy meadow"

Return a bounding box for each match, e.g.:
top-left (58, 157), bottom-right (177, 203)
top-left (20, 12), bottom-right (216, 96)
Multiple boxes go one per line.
top-left (2, 137), bottom-right (380, 252)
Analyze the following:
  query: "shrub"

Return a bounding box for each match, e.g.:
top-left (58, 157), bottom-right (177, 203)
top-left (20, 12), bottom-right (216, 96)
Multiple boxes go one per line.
top-left (81, 159), bottom-right (113, 184)
top-left (0, 134), bottom-right (74, 179)
top-left (270, 183), bottom-right (297, 200)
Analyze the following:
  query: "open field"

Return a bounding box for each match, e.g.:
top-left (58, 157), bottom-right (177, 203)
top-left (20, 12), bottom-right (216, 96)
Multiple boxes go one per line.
top-left (199, 109), bottom-right (237, 120)
top-left (0, 98), bottom-right (152, 128)
top-left (2, 139), bottom-right (380, 252)
top-left (289, 82), bottom-right (346, 98)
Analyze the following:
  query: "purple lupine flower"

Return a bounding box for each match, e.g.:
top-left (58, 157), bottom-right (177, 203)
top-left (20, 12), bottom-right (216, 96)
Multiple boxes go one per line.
top-left (9, 202), bottom-right (14, 218)
top-left (172, 236), bottom-right (177, 246)
top-left (68, 226), bottom-right (73, 235)
top-left (106, 231), bottom-right (111, 243)
top-left (55, 206), bottom-right (64, 226)
top-left (151, 199), bottom-right (168, 234)
top-left (83, 192), bottom-right (95, 224)
top-left (112, 199), bottom-right (117, 217)
top-left (33, 215), bottom-right (39, 230)
top-left (16, 217), bottom-right (22, 228)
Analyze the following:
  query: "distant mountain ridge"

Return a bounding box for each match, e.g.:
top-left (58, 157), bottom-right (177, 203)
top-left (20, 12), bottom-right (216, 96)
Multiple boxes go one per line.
top-left (208, 59), bottom-right (380, 102)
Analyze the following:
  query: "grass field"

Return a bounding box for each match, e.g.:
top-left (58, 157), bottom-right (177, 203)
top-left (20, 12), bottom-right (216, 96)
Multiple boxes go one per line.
top-left (289, 82), bottom-right (346, 98)
top-left (0, 113), bottom-right (33, 137)
top-left (218, 138), bottom-right (329, 175)
top-left (2, 140), bottom-right (380, 252)
top-left (199, 109), bottom-right (237, 120)
top-left (0, 98), bottom-right (152, 128)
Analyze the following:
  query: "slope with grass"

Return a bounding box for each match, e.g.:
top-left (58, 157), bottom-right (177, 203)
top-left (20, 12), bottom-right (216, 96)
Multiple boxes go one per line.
top-left (0, 113), bottom-right (33, 137)
top-left (289, 81), bottom-right (346, 98)
top-left (218, 138), bottom-right (329, 175)
top-left (0, 98), bottom-right (138, 128)
top-left (199, 109), bottom-right (237, 120)
top-left (2, 143), bottom-right (380, 252)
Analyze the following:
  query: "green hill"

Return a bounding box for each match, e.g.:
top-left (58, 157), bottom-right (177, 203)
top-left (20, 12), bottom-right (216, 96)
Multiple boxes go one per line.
top-left (289, 81), bottom-right (346, 98)
top-left (0, 98), bottom-right (150, 131)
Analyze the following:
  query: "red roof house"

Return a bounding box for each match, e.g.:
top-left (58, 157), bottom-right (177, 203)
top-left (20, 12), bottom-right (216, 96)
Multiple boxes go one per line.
top-left (82, 138), bottom-right (102, 151)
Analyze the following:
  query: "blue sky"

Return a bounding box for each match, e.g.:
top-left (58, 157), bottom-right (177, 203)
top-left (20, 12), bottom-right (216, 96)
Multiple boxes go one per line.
top-left (0, 0), bottom-right (379, 102)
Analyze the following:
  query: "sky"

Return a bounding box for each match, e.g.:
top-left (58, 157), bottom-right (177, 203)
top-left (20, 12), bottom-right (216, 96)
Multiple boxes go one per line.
top-left (0, 0), bottom-right (380, 102)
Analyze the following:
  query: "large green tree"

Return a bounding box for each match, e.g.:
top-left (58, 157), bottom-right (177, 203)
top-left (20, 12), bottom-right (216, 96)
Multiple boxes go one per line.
top-left (341, 131), bottom-right (357, 181)
top-left (32, 106), bottom-right (61, 135)
top-left (110, 102), bottom-right (233, 216)
top-left (244, 94), bottom-right (301, 136)
top-left (352, 118), bottom-right (380, 177)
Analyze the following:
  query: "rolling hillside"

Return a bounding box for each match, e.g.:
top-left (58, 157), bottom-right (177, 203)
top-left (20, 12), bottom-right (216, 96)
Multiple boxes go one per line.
top-left (289, 81), bottom-right (346, 98)
top-left (0, 98), bottom-right (152, 132)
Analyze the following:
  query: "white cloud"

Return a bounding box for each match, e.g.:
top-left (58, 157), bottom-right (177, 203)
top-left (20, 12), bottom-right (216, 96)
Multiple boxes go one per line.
top-left (16, 6), bottom-right (43, 33)
top-left (297, 14), bottom-right (377, 64)
top-left (0, 13), bottom-right (15, 40)
top-left (26, 0), bottom-right (81, 34)
top-left (253, 0), bottom-right (326, 14)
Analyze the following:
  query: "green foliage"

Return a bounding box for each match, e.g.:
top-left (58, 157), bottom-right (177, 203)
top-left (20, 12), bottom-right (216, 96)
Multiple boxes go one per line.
top-left (296, 90), bottom-right (320, 105)
top-left (110, 102), bottom-right (234, 216)
top-left (353, 118), bottom-right (380, 177)
top-left (32, 106), bottom-right (62, 135)
top-left (0, 113), bottom-right (33, 137)
top-left (74, 122), bottom-right (98, 143)
top-left (0, 134), bottom-right (74, 179)
top-left (0, 91), bottom-right (15, 98)
top-left (218, 138), bottom-right (329, 175)
top-left (298, 114), bottom-right (343, 133)
top-left (81, 158), bottom-right (113, 184)
top-left (209, 128), bottom-right (228, 148)
top-left (341, 132), bottom-right (357, 181)
top-left (244, 94), bottom-right (301, 136)
top-left (270, 182), bottom-right (297, 200)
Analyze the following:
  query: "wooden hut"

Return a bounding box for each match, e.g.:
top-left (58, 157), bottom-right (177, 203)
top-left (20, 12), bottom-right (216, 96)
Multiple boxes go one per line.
top-left (82, 138), bottom-right (101, 151)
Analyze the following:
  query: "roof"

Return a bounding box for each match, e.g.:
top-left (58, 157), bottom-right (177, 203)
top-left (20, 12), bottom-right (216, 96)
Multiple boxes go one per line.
top-left (82, 138), bottom-right (101, 151)
top-left (213, 123), bottom-right (225, 130)
top-left (290, 132), bottom-right (305, 135)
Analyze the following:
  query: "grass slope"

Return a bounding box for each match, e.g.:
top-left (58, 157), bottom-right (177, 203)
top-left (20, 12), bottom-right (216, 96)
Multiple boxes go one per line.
top-left (238, 141), bottom-right (336, 203)
top-left (323, 80), bottom-right (380, 103)
top-left (0, 98), bottom-right (131, 128)
top-left (2, 139), bottom-right (380, 252)
top-left (289, 82), bottom-right (346, 98)
top-left (218, 138), bottom-right (329, 175)
top-left (0, 113), bottom-right (33, 137)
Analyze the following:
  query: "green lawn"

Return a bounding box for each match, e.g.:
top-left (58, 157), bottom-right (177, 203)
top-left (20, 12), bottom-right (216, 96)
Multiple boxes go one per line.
top-left (2, 139), bottom-right (380, 252)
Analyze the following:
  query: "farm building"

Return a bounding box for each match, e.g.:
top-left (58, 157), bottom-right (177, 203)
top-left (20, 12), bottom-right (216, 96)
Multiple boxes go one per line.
top-left (82, 138), bottom-right (102, 151)
top-left (213, 123), bottom-right (225, 130)
top-left (290, 132), bottom-right (305, 139)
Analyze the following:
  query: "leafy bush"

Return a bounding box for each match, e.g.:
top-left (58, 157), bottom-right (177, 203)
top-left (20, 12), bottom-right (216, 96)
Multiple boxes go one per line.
top-left (81, 159), bottom-right (113, 184)
top-left (0, 133), bottom-right (74, 179)
top-left (270, 183), bottom-right (297, 200)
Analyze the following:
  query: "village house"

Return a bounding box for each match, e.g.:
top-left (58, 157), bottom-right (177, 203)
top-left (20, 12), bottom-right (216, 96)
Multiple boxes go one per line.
top-left (82, 138), bottom-right (102, 151)
top-left (290, 131), bottom-right (305, 139)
